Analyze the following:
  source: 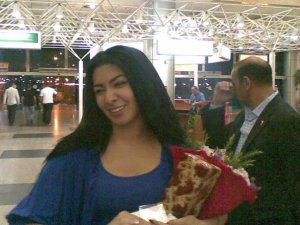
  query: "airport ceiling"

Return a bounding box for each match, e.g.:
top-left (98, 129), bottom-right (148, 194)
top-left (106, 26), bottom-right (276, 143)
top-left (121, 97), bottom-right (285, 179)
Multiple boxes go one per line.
top-left (0, 0), bottom-right (300, 53)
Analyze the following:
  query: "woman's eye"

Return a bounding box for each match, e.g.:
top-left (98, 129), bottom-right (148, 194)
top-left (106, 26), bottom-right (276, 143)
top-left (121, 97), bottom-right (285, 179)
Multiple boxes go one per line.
top-left (94, 89), bottom-right (104, 95)
top-left (115, 80), bottom-right (127, 87)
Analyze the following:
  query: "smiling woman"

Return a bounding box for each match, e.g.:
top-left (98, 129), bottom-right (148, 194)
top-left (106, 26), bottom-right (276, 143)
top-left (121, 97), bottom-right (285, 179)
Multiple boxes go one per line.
top-left (92, 65), bottom-right (140, 128)
top-left (6, 46), bottom-right (227, 225)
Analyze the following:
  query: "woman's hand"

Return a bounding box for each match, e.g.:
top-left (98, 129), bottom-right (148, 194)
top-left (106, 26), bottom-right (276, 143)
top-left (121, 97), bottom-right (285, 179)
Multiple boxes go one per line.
top-left (108, 211), bottom-right (150, 225)
top-left (150, 214), bottom-right (228, 225)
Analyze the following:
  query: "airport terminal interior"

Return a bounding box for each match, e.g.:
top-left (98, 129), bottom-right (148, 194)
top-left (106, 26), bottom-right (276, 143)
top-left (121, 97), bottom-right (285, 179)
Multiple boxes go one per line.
top-left (0, 0), bottom-right (300, 224)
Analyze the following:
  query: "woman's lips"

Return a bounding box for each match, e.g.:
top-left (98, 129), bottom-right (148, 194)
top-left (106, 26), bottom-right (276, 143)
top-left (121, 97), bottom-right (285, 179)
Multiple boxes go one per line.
top-left (108, 105), bottom-right (125, 114)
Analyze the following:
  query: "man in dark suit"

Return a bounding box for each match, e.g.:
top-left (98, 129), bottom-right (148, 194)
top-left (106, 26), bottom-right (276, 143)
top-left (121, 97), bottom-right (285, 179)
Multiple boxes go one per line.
top-left (201, 56), bottom-right (300, 225)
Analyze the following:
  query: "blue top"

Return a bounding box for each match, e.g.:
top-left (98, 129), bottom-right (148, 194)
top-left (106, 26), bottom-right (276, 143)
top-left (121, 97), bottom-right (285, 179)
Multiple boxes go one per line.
top-left (190, 91), bottom-right (205, 104)
top-left (6, 146), bottom-right (173, 225)
top-left (91, 147), bottom-right (172, 224)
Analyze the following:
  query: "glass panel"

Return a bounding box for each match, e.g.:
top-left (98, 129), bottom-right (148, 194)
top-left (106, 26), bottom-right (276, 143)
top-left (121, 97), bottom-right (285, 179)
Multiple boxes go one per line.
top-left (30, 49), bottom-right (65, 71)
top-left (175, 78), bottom-right (194, 99)
top-left (0, 49), bottom-right (26, 72)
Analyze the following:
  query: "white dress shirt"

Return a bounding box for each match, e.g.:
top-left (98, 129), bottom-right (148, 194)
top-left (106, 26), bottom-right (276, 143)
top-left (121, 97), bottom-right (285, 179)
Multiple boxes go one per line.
top-left (3, 87), bottom-right (20, 105)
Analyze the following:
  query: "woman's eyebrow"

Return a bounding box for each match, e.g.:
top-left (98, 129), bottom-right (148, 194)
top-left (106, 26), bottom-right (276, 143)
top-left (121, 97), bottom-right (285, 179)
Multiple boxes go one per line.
top-left (93, 74), bottom-right (125, 88)
top-left (109, 74), bottom-right (125, 84)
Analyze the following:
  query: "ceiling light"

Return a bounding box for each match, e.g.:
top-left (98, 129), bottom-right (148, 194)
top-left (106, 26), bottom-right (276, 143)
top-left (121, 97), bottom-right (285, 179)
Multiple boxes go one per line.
top-left (136, 11), bottom-right (143, 24)
top-left (202, 12), bottom-right (210, 27)
top-left (56, 4), bottom-right (64, 19)
top-left (235, 30), bottom-right (246, 39)
top-left (52, 35), bottom-right (57, 43)
top-left (85, 3), bottom-right (96, 9)
top-left (18, 19), bottom-right (25, 29)
top-left (12, 2), bottom-right (21, 19)
top-left (88, 22), bottom-right (95, 33)
top-left (121, 24), bottom-right (129, 33)
top-left (207, 28), bottom-right (214, 37)
top-left (236, 14), bottom-right (244, 29)
top-left (189, 18), bottom-right (197, 28)
top-left (290, 34), bottom-right (299, 41)
top-left (53, 22), bottom-right (61, 32)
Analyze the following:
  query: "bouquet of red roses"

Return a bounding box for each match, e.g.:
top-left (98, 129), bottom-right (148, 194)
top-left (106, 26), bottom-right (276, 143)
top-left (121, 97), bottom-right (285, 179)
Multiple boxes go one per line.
top-left (162, 145), bottom-right (258, 220)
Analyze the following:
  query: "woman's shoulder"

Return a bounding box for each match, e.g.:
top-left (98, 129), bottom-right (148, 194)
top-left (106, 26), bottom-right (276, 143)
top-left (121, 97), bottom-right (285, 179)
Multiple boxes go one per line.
top-left (45, 148), bottom-right (98, 170)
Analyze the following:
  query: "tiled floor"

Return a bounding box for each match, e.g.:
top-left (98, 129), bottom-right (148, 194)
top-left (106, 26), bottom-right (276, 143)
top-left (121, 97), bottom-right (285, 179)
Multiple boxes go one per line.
top-left (0, 104), bottom-right (79, 225)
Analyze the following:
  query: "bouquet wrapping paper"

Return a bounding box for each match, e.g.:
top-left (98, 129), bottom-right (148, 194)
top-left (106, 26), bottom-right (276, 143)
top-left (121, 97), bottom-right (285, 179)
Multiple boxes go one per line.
top-left (162, 153), bottom-right (221, 218)
top-left (164, 146), bottom-right (257, 220)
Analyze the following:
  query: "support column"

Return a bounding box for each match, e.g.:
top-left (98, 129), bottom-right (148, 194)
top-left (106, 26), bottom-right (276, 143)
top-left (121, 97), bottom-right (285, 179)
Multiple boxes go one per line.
top-left (78, 60), bottom-right (83, 121)
top-left (26, 50), bottom-right (30, 72)
top-left (284, 51), bottom-right (298, 108)
top-left (147, 0), bottom-right (175, 102)
top-left (64, 48), bottom-right (68, 68)
top-left (269, 51), bottom-right (276, 89)
top-left (193, 65), bottom-right (198, 87)
top-left (144, 39), bottom-right (175, 102)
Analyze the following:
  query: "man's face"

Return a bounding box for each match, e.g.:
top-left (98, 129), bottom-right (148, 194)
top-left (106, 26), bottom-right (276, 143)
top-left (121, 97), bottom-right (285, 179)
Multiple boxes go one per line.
top-left (191, 87), bottom-right (197, 94)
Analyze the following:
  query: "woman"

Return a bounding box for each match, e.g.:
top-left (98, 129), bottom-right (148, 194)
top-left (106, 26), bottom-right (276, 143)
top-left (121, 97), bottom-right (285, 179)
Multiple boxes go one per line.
top-left (7, 46), bottom-right (227, 225)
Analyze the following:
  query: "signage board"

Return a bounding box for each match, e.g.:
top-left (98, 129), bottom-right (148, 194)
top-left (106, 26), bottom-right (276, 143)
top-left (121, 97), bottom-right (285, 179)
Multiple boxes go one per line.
top-left (0, 30), bottom-right (41, 49)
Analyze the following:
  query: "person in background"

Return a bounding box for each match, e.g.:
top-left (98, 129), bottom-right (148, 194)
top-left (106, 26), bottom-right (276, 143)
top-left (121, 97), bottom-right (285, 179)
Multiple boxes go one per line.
top-left (3, 82), bottom-right (20, 126)
top-left (22, 84), bottom-right (36, 126)
top-left (7, 46), bottom-right (227, 225)
top-left (39, 82), bottom-right (57, 125)
top-left (201, 56), bottom-right (300, 225)
top-left (189, 86), bottom-right (205, 111)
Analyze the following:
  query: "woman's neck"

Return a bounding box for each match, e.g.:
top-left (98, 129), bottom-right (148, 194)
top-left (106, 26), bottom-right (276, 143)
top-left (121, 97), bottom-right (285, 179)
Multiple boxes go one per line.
top-left (110, 120), bottom-right (157, 147)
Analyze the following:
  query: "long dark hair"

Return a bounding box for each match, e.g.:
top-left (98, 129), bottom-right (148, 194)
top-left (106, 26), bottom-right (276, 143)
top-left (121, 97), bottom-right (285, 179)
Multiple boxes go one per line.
top-left (47, 45), bottom-right (184, 160)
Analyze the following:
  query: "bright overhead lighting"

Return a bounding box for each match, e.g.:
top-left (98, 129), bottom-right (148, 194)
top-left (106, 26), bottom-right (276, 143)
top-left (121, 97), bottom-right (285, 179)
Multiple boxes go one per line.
top-left (121, 24), bottom-right (129, 33)
top-left (56, 4), bottom-right (64, 19)
top-left (290, 34), bottom-right (299, 41)
top-left (12, 2), bottom-right (21, 19)
top-left (135, 11), bottom-right (143, 24)
top-left (53, 22), bottom-right (61, 32)
top-left (207, 28), bottom-right (214, 37)
top-left (202, 12), bottom-right (210, 27)
top-left (18, 19), bottom-right (25, 29)
top-left (88, 22), bottom-right (95, 33)
top-left (236, 14), bottom-right (244, 29)
top-left (52, 35), bottom-right (57, 43)
top-left (85, 3), bottom-right (96, 9)
top-left (235, 30), bottom-right (246, 39)
top-left (189, 18), bottom-right (197, 28)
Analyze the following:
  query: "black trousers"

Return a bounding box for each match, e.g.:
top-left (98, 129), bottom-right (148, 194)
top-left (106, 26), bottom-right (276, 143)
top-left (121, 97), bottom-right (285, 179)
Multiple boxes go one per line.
top-left (7, 104), bottom-right (17, 126)
top-left (42, 103), bottom-right (53, 125)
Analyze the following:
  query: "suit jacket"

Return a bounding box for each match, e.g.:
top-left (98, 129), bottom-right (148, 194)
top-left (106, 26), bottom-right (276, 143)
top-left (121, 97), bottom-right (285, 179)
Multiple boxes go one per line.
top-left (202, 95), bottom-right (300, 225)
top-left (3, 87), bottom-right (20, 105)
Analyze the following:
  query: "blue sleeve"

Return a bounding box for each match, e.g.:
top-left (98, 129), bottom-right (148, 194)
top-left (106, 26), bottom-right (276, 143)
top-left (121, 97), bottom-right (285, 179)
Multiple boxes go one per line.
top-left (6, 156), bottom-right (67, 225)
top-left (195, 92), bottom-right (205, 102)
top-left (200, 92), bottom-right (205, 102)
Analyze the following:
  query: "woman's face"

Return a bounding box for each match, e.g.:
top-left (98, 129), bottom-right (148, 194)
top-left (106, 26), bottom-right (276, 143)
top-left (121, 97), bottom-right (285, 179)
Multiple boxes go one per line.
top-left (92, 64), bottom-right (141, 128)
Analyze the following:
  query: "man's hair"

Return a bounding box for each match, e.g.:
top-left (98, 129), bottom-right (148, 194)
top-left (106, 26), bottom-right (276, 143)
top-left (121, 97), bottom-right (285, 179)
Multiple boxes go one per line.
top-left (233, 56), bottom-right (272, 86)
top-left (47, 45), bottom-right (184, 159)
top-left (8, 82), bottom-right (15, 87)
top-left (191, 86), bottom-right (198, 90)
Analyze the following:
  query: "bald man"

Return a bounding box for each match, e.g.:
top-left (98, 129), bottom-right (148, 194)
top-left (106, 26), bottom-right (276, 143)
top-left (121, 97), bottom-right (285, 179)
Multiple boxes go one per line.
top-left (201, 57), bottom-right (300, 225)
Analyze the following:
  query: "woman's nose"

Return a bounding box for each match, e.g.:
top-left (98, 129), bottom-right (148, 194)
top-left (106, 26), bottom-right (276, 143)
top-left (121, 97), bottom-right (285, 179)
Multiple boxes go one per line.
top-left (104, 88), bottom-right (117, 103)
